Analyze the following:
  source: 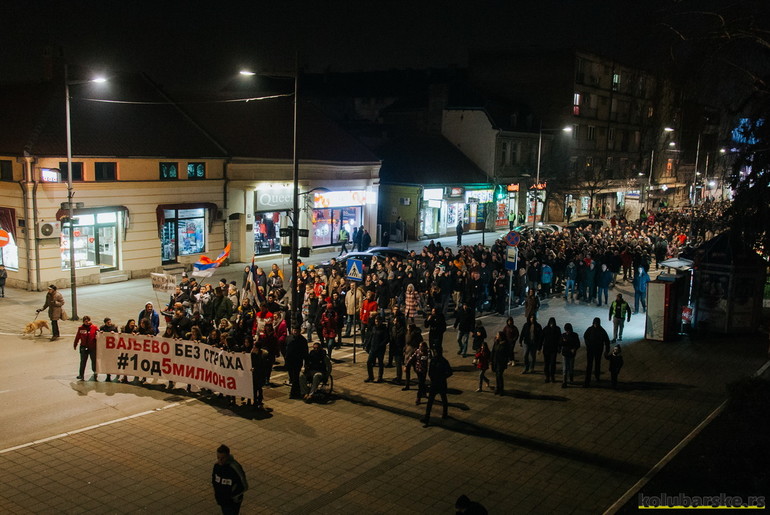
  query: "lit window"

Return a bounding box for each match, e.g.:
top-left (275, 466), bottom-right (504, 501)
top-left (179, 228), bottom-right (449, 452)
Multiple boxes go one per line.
top-left (573, 93), bottom-right (581, 115)
top-left (187, 162), bottom-right (206, 180)
top-left (612, 73), bottom-right (621, 91)
top-left (160, 162), bottom-right (178, 181)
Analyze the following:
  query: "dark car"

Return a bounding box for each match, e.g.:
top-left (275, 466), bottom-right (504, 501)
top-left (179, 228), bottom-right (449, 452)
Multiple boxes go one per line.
top-left (322, 248), bottom-right (410, 276)
top-left (566, 219), bottom-right (610, 232)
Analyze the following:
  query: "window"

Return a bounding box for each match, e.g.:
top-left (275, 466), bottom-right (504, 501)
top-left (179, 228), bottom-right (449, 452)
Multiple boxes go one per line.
top-left (572, 125), bottom-right (579, 140)
top-left (161, 208), bottom-right (206, 263)
top-left (612, 73), bottom-right (621, 91)
top-left (647, 106), bottom-right (654, 118)
top-left (589, 94), bottom-right (598, 109)
top-left (59, 162), bottom-right (83, 181)
top-left (573, 93), bottom-right (581, 115)
top-left (587, 126), bottom-right (596, 141)
top-left (187, 162), bottom-right (205, 180)
top-left (575, 58), bottom-right (585, 83)
top-left (160, 162), bottom-right (178, 180)
top-left (500, 141), bottom-right (511, 166)
top-left (95, 162), bottom-right (116, 181)
top-left (608, 127), bottom-right (616, 141)
top-left (585, 156), bottom-right (594, 168)
top-left (0, 160), bottom-right (12, 181)
top-left (511, 142), bottom-right (519, 164)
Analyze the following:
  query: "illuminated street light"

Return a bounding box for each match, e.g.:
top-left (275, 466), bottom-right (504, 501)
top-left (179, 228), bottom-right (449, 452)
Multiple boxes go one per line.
top-left (533, 125), bottom-right (572, 229)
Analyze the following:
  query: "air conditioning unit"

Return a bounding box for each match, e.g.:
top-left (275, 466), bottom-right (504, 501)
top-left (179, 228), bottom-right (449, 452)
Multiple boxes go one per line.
top-left (37, 221), bottom-right (61, 239)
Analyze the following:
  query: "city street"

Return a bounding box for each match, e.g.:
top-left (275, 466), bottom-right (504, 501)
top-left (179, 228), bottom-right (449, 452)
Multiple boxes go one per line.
top-left (0, 230), bottom-right (768, 514)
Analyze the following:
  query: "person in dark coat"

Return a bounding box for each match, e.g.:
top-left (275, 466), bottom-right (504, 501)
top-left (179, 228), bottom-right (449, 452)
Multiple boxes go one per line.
top-left (456, 220), bottom-right (464, 246)
top-left (361, 229), bottom-right (372, 251)
top-left (421, 347), bottom-right (452, 426)
top-left (364, 315), bottom-right (388, 383)
top-left (424, 307), bottom-right (447, 353)
top-left (212, 444), bottom-right (248, 515)
top-left (248, 339), bottom-right (270, 409)
top-left (559, 323), bottom-right (580, 387)
top-left (607, 344), bottom-right (624, 388)
top-left (453, 302), bottom-right (475, 357)
top-left (519, 314), bottom-right (543, 374)
top-left (490, 331), bottom-right (511, 395)
top-left (284, 326), bottom-right (308, 399)
top-left (502, 317), bottom-right (519, 364)
top-left (541, 317), bottom-right (562, 383)
top-left (388, 307), bottom-right (407, 383)
top-left (583, 317), bottom-right (611, 387)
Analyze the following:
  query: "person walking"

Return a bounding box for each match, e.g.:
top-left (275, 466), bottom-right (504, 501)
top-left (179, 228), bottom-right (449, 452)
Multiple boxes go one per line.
top-left (364, 315), bottom-right (388, 383)
top-left (541, 317), bottom-right (561, 383)
top-left (212, 444), bottom-right (248, 515)
top-left (337, 226), bottom-right (350, 256)
top-left (490, 331), bottom-right (511, 395)
top-left (456, 220), bottom-right (464, 246)
top-left (402, 322), bottom-right (423, 391)
top-left (559, 323), bottom-right (580, 387)
top-left (632, 267), bottom-right (650, 314)
top-left (583, 317), bottom-right (611, 387)
top-left (361, 229), bottom-right (372, 251)
top-left (0, 263), bottom-right (7, 297)
top-left (519, 314), bottom-right (543, 374)
top-left (474, 340), bottom-right (491, 392)
top-left (424, 307), bottom-right (447, 353)
top-left (607, 344), bottom-right (624, 389)
top-left (523, 289), bottom-right (540, 320)
top-left (405, 340), bottom-right (430, 404)
top-left (453, 302), bottom-right (475, 357)
top-left (421, 347), bottom-right (452, 427)
top-left (609, 293), bottom-right (632, 342)
top-left (73, 315), bottom-right (98, 381)
top-left (37, 284), bottom-right (66, 341)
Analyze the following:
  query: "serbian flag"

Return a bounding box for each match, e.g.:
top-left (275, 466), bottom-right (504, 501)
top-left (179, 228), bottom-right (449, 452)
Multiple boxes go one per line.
top-left (192, 243), bottom-right (231, 278)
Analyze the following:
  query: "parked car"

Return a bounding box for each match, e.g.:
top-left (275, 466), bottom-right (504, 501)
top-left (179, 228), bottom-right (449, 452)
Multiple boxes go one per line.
top-left (512, 224), bottom-right (558, 236)
top-left (322, 248), bottom-right (410, 275)
top-left (566, 219), bottom-right (611, 232)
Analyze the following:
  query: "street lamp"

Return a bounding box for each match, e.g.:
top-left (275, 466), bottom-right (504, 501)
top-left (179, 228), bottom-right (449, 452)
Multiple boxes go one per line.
top-left (240, 54), bottom-right (301, 332)
top-left (64, 65), bottom-right (106, 320)
top-left (532, 125), bottom-right (571, 229)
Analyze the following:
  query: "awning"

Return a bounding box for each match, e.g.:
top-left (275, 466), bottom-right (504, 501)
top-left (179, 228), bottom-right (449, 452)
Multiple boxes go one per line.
top-left (660, 257), bottom-right (694, 270)
top-left (155, 203), bottom-right (218, 238)
top-left (0, 207), bottom-right (17, 241)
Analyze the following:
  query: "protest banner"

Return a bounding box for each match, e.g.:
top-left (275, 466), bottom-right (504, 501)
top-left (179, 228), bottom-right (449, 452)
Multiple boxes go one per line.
top-left (95, 333), bottom-right (254, 399)
top-left (150, 273), bottom-right (177, 293)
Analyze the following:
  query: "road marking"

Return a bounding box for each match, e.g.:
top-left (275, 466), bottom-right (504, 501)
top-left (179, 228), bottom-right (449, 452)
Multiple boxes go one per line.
top-left (603, 358), bottom-right (770, 515)
top-left (0, 399), bottom-right (196, 455)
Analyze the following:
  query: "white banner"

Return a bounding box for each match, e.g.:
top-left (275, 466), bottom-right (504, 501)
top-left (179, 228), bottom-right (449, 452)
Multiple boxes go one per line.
top-left (95, 333), bottom-right (254, 399)
top-left (150, 273), bottom-right (177, 293)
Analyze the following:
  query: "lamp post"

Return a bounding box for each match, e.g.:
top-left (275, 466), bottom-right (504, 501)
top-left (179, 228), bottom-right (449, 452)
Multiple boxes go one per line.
top-left (63, 66), bottom-right (106, 320)
top-left (240, 54), bottom-right (300, 331)
top-left (532, 125), bottom-right (571, 229)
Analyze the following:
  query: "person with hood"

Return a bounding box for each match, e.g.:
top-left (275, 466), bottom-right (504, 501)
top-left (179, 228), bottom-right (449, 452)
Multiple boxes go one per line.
top-left (583, 317), bottom-right (611, 387)
top-left (212, 444), bottom-right (248, 514)
top-left (607, 344), bottom-right (625, 388)
top-left (632, 267), bottom-right (651, 314)
top-left (138, 302), bottom-right (160, 335)
top-left (559, 323), bottom-right (580, 387)
top-left (519, 314), bottom-right (543, 374)
top-left (490, 331), bottom-right (511, 395)
top-left (541, 317), bottom-right (562, 383)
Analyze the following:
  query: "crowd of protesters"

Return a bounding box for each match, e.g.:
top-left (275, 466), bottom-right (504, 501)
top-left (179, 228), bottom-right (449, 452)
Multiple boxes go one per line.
top-left (71, 202), bottom-right (730, 414)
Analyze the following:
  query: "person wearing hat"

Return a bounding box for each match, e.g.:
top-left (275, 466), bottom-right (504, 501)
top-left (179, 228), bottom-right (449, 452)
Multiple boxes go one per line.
top-left (37, 285), bottom-right (66, 341)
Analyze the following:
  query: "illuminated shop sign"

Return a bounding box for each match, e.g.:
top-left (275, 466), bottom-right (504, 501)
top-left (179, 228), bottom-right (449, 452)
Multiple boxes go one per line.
top-left (255, 187), bottom-right (293, 210)
top-left (464, 189), bottom-right (493, 203)
top-left (423, 188), bottom-right (443, 200)
top-left (40, 168), bottom-right (61, 183)
top-left (313, 190), bottom-right (367, 208)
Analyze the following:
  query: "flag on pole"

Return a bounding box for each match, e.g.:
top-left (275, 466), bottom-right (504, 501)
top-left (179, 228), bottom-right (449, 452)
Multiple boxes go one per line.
top-left (192, 243), bottom-right (231, 278)
top-left (242, 253), bottom-right (257, 302)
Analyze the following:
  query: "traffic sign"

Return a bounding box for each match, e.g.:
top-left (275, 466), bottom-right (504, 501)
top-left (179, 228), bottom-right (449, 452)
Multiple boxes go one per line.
top-left (505, 246), bottom-right (518, 271)
top-left (505, 230), bottom-right (521, 247)
top-left (0, 229), bottom-right (9, 247)
top-left (346, 258), bottom-right (364, 281)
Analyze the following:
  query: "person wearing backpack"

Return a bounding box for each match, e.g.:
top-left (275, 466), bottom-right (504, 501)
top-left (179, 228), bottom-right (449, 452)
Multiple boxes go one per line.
top-left (421, 347), bottom-right (452, 427)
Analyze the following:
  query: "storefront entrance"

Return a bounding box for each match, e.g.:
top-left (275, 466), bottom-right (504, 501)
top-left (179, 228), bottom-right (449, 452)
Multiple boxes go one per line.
top-left (61, 212), bottom-right (119, 271)
top-left (161, 208), bottom-right (206, 264)
top-left (254, 212), bottom-right (281, 255)
top-left (311, 207), bottom-right (361, 247)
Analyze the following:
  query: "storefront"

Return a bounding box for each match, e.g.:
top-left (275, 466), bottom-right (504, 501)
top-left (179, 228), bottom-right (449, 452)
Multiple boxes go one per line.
top-left (0, 207), bottom-right (19, 270)
top-left (526, 183), bottom-right (546, 223)
top-left (254, 187), bottom-right (291, 255)
top-left (420, 188), bottom-right (443, 237)
top-left (56, 206), bottom-right (128, 271)
top-left (311, 190), bottom-right (366, 247)
top-left (465, 188), bottom-right (494, 230)
top-left (444, 186), bottom-right (465, 234)
top-left (494, 185), bottom-right (508, 228)
top-left (506, 184), bottom-right (520, 223)
top-left (156, 203), bottom-right (216, 265)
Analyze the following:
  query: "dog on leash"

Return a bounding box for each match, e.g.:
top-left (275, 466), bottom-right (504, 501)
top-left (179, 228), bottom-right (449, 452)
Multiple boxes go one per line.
top-left (23, 320), bottom-right (50, 336)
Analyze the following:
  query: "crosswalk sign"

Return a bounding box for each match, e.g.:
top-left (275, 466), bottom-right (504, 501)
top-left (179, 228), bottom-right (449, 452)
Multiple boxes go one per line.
top-left (346, 258), bottom-right (364, 281)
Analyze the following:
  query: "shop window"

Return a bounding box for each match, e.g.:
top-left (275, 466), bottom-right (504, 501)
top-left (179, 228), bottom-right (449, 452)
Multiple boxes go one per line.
top-left (0, 225), bottom-right (18, 269)
top-left (61, 212), bottom-right (120, 271)
top-left (187, 162), bottom-right (206, 180)
top-left (161, 208), bottom-right (206, 263)
top-left (254, 212), bottom-right (281, 255)
top-left (95, 162), bottom-right (117, 181)
top-left (311, 207), bottom-right (361, 247)
top-left (59, 162), bottom-right (83, 182)
top-left (160, 162), bottom-right (178, 180)
top-left (0, 160), bottom-right (12, 182)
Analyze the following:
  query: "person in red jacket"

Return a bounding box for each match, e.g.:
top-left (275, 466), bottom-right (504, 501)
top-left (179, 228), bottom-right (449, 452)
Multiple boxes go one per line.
top-left (74, 315), bottom-right (99, 381)
top-left (359, 291), bottom-right (378, 342)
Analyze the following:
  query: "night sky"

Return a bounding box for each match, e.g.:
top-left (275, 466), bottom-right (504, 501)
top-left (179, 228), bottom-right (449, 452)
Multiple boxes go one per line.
top-left (0, 0), bottom-right (672, 90)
